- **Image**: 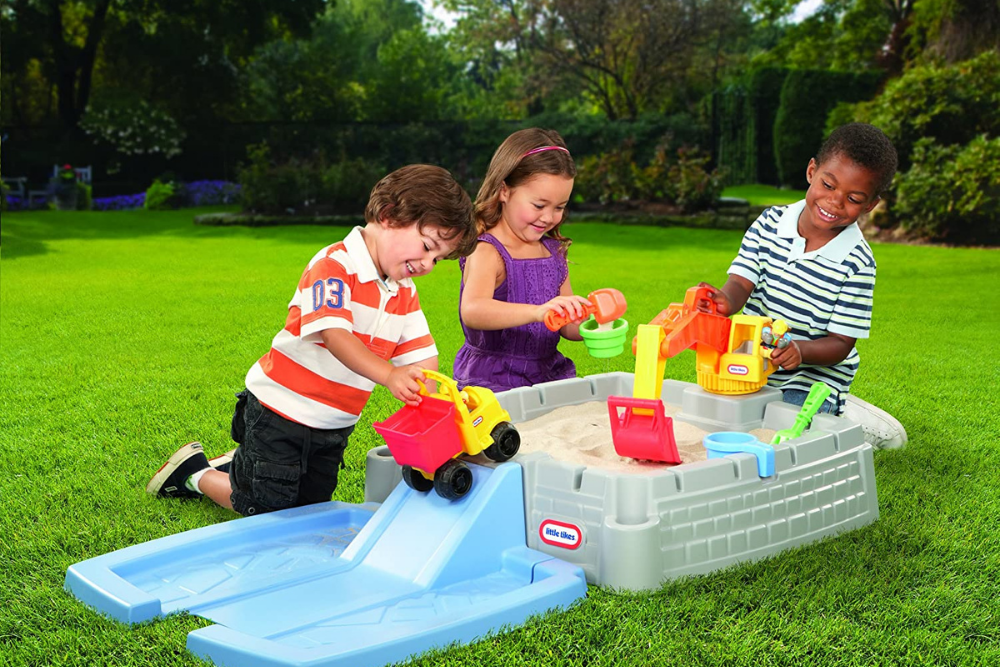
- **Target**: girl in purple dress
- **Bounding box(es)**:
[453,129,592,392]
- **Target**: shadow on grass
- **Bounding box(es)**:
[1,209,746,261]
[0,208,347,260]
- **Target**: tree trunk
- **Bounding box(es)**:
[76,0,112,117]
[48,0,112,128]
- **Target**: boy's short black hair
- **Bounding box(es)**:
[816,123,898,195]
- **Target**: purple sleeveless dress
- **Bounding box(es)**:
[453,234,576,392]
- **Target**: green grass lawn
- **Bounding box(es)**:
[721,184,807,206]
[2,209,999,666]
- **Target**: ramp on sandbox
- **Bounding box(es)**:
[65,463,586,667]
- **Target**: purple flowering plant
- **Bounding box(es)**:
[7,179,240,212]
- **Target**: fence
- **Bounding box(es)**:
[2,116,712,198]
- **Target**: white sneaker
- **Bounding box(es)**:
[842,395,908,449]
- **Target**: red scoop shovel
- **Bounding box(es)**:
[544,288,627,332]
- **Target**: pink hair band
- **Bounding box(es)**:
[521,145,570,158]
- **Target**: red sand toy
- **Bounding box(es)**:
[607,396,680,464]
[544,288,627,332]
[372,370,520,500]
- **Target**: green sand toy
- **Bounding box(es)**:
[771,382,832,445]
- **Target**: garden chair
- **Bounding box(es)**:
[2,176,27,199]
[30,165,93,207]
[51,164,92,184]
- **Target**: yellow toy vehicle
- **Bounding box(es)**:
[631,286,780,399]
[372,370,520,499]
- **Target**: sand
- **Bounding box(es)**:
[515,401,776,475]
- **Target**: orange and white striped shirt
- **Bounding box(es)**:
[245,227,437,429]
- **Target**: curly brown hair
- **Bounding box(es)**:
[365,164,477,259]
[475,128,577,253]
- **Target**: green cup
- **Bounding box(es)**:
[579,317,629,358]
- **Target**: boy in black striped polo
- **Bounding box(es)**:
[697,123,906,449]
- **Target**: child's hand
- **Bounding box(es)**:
[696,282,734,315]
[769,340,802,370]
[386,366,426,406]
[537,295,592,325]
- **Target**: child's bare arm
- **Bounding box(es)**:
[320,329,425,405]
[460,243,588,330]
[698,276,754,316]
[556,276,585,341]
[770,332,855,371]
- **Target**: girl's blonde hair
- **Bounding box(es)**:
[475,128,576,251]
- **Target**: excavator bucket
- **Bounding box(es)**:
[607,396,680,464]
[589,288,628,325]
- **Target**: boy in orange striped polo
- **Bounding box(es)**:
[147,165,477,515]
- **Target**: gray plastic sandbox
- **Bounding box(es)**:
[364,372,878,592]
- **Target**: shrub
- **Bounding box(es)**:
[144,180,177,210]
[237,143,325,214]
[574,141,724,212]
[322,158,384,211]
[668,147,726,213]
[893,135,1000,244]
[76,183,92,211]
[844,51,1000,170]
[573,143,643,205]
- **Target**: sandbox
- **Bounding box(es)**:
[365,372,879,592]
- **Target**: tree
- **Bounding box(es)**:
[878,0,916,75]
[750,0,892,72]
[363,28,462,122]
[910,0,1000,63]
[0,0,324,128]
[529,0,715,120]
[241,0,458,122]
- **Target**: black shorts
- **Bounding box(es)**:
[228,390,354,517]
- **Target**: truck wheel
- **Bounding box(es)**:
[401,465,434,493]
[485,422,520,462]
[434,459,473,500]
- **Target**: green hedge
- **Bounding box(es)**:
[713,85,755,186]
[712,68,790,187]
[773,69,883,189]
[749,68,790,186]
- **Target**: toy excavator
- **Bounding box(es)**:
[632,285,783,399]
[608,286,787,464]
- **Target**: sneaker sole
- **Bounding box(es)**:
[209,449,236,473]
[146,442,204,495]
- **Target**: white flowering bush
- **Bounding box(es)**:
[80,99,185,158]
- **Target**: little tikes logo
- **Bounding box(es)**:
[728,364,749,376]
[539,519,582,549]
[472,416,483,427]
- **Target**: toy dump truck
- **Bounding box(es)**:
[372,369,520,500]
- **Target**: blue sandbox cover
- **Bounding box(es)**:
[65,463,587,667]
